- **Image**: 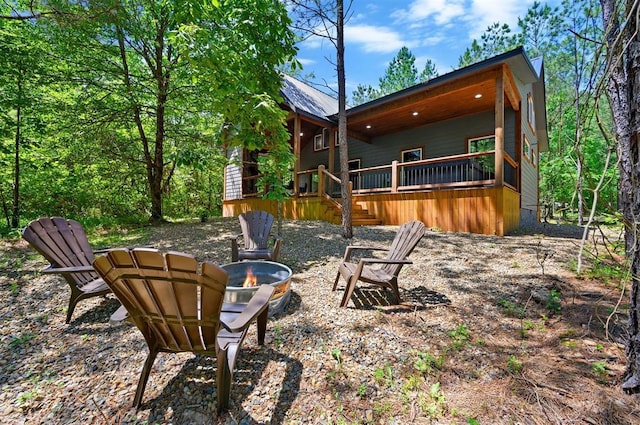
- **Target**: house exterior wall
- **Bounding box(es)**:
[325,110,516,171]
[519,85,541,226]
[224,147,243,200]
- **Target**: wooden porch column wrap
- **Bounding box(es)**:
[494,68,505,188]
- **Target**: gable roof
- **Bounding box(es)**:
[281,75,338,124]
[281,47,547,150]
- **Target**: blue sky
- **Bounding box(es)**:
[294,0,559,95]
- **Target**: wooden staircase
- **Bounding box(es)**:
[322,198,382,226]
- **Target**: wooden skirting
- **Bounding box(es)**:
[223,187,520,236]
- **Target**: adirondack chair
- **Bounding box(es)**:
[93,248,274,412]
[230,210,282,262]
[22,217,112,323]
[333,220,426,307]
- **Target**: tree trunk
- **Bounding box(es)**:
[600,0,640,393]
[336,0,352,239]
[12,79,21,229]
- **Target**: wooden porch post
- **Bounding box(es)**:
[494,67,506,236]
[391,160,398,193]
[294,115,301,195]
[318,164,325,195]
[495,70,504,188]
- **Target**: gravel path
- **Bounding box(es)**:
[1,218,637,424]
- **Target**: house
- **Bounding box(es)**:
[223,47,548,236]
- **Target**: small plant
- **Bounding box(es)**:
[273,323,283,347]
[535,240,554,275]
[592,361,608,380]
[467,418,480,425]
[414,350,444,375]
[498,297,524,318]
[331,348,343,373]
[8,332,35,349]
[419,381,446,418]
[507,355,523,374]
[546,289,561,312]
[520,320,535,338]
[9,281,19,296]
[374,364,394,388]
[357,383,367,398]
[448,324,470,349]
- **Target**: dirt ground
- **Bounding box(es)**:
[1,219,639,424]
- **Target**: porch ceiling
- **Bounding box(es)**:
[347,67,510,139]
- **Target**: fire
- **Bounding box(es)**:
[242,267,258,287]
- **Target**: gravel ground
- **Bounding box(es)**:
[1,218,638,424]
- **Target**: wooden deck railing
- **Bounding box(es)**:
[295,151,518,200]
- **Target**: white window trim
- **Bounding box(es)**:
[401,147,423,163]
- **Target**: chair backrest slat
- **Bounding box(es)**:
[382,221,426,276]
[239,210,274,251]
[93,249,228,353]
[22,217,97,286]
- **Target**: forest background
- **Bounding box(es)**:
[0,0,618,234]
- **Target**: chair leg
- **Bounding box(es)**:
[256,307,269,345]
[216,349,234,413]
[65,294,80,324]
[390,283,401,305]
[133,348,159,408]
[332,272,341,291]
[340,276,358,308]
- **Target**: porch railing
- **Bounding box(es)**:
[295,151,518,200]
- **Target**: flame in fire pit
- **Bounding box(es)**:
[243,267,257,287]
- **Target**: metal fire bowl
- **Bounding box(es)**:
[220,260,292,316]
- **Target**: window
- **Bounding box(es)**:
[468,135,495,153]
[401,147,423,162]
[313,134,324,151]
[527,93,536,131]
[523,136,531,159]
[334,130,340,146]
[532,150,537,167]
[314,128,331,151]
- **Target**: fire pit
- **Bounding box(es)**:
[220,260,292,316]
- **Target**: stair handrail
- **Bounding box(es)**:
[318,165,351,209]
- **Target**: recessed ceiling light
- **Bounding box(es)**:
[474,93,483,99]
[412,111,419,116]
[299,132,304,136]
[366,125,372,129]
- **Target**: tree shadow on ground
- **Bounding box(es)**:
[144,346,302,425]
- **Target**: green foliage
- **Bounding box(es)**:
[498,297,525,318]
[448,324,471,349]
[350,46,438,106]
[591,361,607,378]
[414,350,444,375]
[8,332,35,349]
[507,355,523,374]
[546,289,562,312]
[419,381,447,418]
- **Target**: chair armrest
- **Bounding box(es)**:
[342,245,389,261]
[359,258,413,265]
[270,234,283,261]
[221,284,275,333]
[42,265,95,274]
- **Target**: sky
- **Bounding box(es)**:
[294,0,559,96]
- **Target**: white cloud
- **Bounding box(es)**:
[345,24,408,53]
[466,0,533,39]
[391,0,466,25]
[297,58,316,66]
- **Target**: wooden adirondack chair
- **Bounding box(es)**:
[333,220,426,307]
[231,210,282,262]
[22,217,112,323]
[93,248,274,412]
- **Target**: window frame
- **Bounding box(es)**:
[523,136,531,160]
[400,147,423,163]
[467,135,496,153]
[527,93,536,133]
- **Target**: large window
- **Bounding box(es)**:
[468,135,495,153]
[401,147,423,162]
